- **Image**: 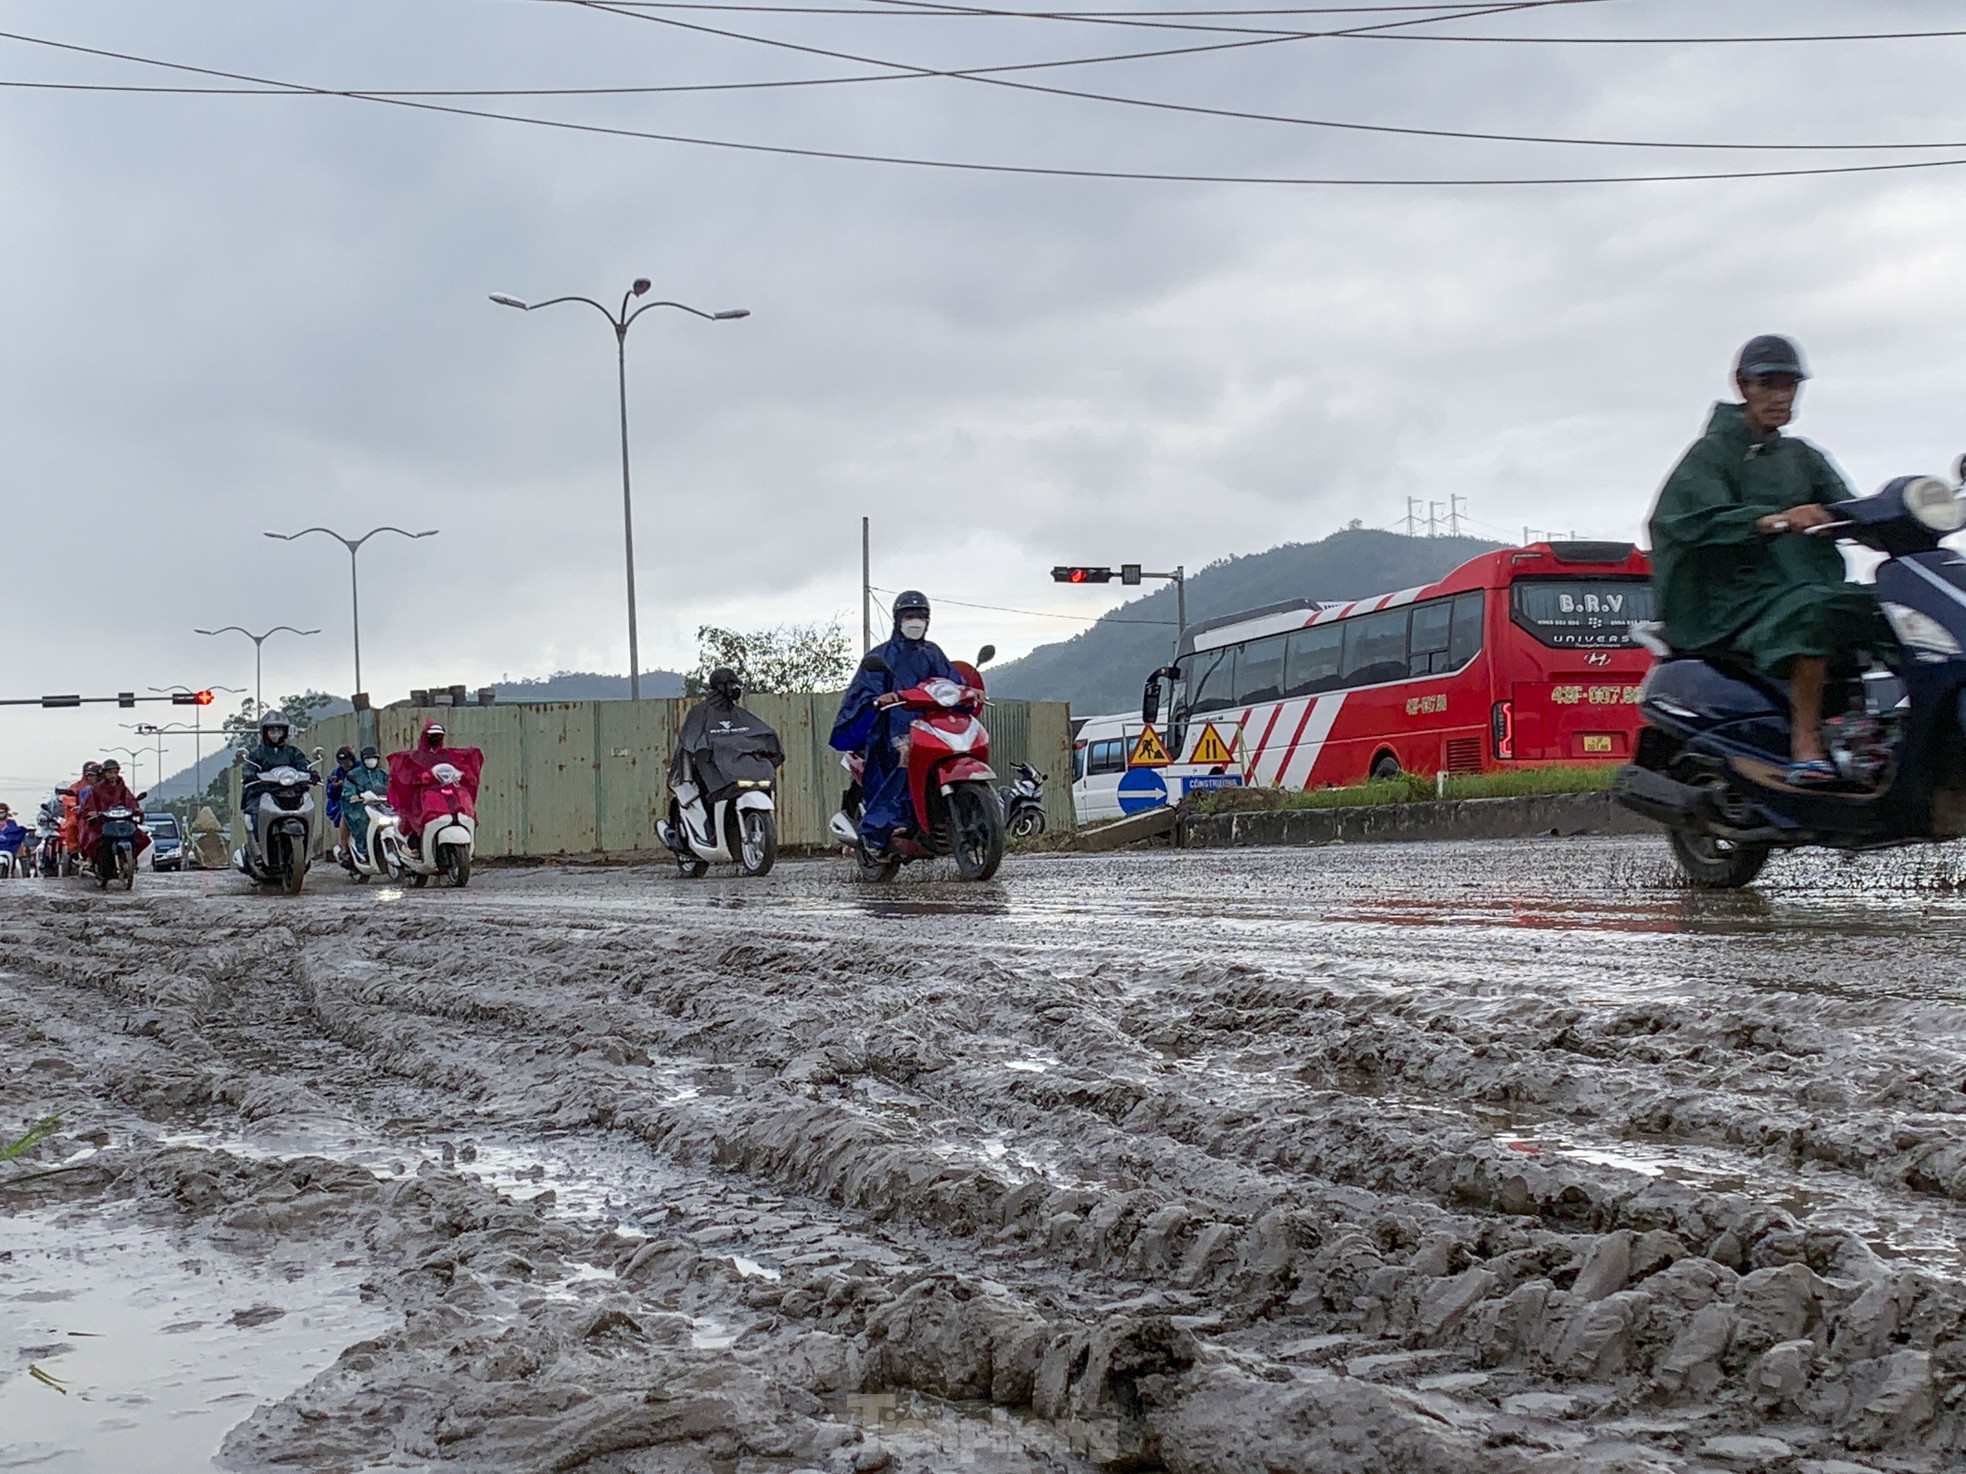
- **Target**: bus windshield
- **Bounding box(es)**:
[1510,577,1655,648]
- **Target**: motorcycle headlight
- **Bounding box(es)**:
[1903,475,1966,533]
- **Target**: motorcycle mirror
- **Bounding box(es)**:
[860,653,890,674]
[975,645,996,666]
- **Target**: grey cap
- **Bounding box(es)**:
[1735,334,1809,381]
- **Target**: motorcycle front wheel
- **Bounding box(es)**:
[278,837,306,896]
[1008,809,1044,839]
[737,811,777,878]
[115,846,134,891]
[441,845,471,889]
[946,783,1004,881]
[1666,827,1769,889]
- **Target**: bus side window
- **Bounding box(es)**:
[1236,635,1286,705]
[1187,647,1237,715]
[1449,591,1485,669]
[1285,623,1343,697]
[1341,608,1410,689]
[1408,598,1453,676]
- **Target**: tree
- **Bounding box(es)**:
[220,691,338,746]
[687,623,853,695]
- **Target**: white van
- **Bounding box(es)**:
[1069,712,1142,824]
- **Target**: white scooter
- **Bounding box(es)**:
[393,761,475,889]
[340,791,405,884]
[658,769,777,878]
[236,765,318,896]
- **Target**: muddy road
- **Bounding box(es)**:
[6,837,1966,1473]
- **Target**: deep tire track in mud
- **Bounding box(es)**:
[6,839,1966,1472]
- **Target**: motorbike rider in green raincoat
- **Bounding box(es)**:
[339,745,389,863]
[1647,335,1894,786]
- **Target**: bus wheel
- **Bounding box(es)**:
[1370,753,1401,781]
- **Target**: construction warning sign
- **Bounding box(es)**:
[1189,722,1236,767]
[1127,725,1171,767]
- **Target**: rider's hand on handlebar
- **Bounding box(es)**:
[875,692,905,708]
[1758,503,1838,536]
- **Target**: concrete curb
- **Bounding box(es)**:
[1176,791,1656,849]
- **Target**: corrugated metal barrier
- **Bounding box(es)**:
[293,694,1074,858]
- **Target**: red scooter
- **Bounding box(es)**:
[829,646,1004,882]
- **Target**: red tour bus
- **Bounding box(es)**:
[1139,540,1655,788]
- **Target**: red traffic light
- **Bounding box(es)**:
[172,690,216,706]
[1051,565,1115,584]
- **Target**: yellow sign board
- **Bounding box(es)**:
[1127,725,1172,767]
[1189,721,1236,767]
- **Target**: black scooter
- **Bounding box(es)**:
[1614,473,1966,887]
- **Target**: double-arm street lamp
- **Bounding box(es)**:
[263,525,438,703]
[491,280,749,701]
[194,625,318,718]
[103,746,147,790]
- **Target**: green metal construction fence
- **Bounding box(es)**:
[295,694,1074,859]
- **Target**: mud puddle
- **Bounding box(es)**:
[0,1202,392,1473]
[831,1390,1094,1471]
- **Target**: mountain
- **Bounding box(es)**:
[986,529,1502,716]
[486,669,687,703]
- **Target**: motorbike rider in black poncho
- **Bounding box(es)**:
[241,716,317,810]
[670,668,786,803]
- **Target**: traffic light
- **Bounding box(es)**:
[1051,566,1116,584]
[172,690,215,706]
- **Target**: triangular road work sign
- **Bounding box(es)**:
[1189,721,1236,767]
[1128,725,1171,767]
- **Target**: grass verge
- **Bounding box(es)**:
[1189,764,1615,815]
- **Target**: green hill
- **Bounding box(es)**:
[987,528,1501,715]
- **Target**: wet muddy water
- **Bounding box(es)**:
[5,835,1966,1471]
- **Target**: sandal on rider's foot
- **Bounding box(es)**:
[1785,758,1840,788]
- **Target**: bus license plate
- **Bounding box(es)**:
[1582,735,1613,754]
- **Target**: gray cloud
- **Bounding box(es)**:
[3,0,1965,801]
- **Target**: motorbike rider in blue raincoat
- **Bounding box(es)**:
[831,590,955,855]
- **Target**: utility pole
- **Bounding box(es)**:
[1449,495,1466,537]
[861,516,872,654]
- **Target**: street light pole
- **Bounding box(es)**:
[148,686,242,804]
[194,626,319,718]
[262,526,438,700]
[492,282,749,702]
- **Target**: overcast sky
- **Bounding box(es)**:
[3,0,1965,804]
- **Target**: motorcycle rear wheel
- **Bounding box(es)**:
[947,783,1004,882]
[1008,809,1044,839]
[1666,827,1769,889]
[737,811,777,878]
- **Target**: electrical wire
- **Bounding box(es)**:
[11,29,1966,186]
[872,584,1179,624]
[546,0,1966,154]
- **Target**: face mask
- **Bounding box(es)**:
[900,618,928,641]
[364,757,379,770]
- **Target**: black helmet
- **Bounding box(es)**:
[259,717,289,742]
[336,745,357,766]
[101,758,121,774]
[359,745,380,762]
[83,761,103,778]
[1735,334,1809,382]
[708,667,742,701]
[892,590,931,620]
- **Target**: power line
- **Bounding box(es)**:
[872,584,1178,625]
[13,29,1966,187]
[543,1,1966,154]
